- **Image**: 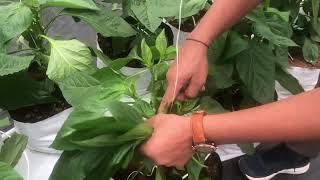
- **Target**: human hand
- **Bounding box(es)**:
[140,114,194,167]
[159,39,208,112]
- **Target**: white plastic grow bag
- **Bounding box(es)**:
[276,66,320,100]
[13,108,73,154]
[12,108,72,180]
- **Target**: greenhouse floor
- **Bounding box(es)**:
[222,155,320,180]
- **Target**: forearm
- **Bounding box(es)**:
[204,88,320,144]
[190,0,261,44]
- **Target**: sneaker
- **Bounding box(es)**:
[238,144,310,180]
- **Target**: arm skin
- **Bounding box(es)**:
[158,0,261,112]
[141,89,320,167]
[205,88,320,144]
[189,0,261,44]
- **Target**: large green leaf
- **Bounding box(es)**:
[107,101,143,123]
[302,38,319,65]
[130,0,162,32]
[156,30,168,60]
[0,133,28,167]
[253,22,297,47]
[49,150,111,180]
[236,41,275,103]
[219,31,249,63]
[312,0,319,23]
[0,3,33,46]
[199,96,228,114]
[148,0,207,19]
[208,61,235,89]
[42,36,94,81]
[276,66,304,95]
[70,123,152,148]
[45,0,98,10]
[58,72,101,108]
[0,117,10,128]
[51,109,107,150]
[61,8,136,37]
[0,54,34,76]
[186,154,206,180]
[58,68,134,109]
[141,39,153,67]
[247,7,297,47]
[0,161,22,180]
[0,71,57,110]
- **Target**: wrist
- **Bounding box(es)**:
[188,30,213,45]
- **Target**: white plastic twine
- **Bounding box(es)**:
[171,0,184,109]
[0,130,30,180]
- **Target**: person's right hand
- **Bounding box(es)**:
[159,39,208,112]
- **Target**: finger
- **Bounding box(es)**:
[201,85,206,92]
[176,93,187,101]
[158,82,183,113]
[184,76,204,98]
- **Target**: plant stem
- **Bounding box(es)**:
[8,48,37,55]
[44,10,63,34]
[150,66,157,110]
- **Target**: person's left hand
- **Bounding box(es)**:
[140,114,194,167]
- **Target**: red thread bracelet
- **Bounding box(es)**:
[186,38,210,48]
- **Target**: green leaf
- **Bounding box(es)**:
[302,38,319,65]
[148,0,207,19]
[0,71,57,110]
[236,41,275,103]
[71,123,152,147]
[208,61,235,89]
[0,3,33,46]
[88,45,111,66]
[58,68,132,110]
[0,133,28,167]
[237,143,255,155]
[141,39,153,67]
[312,0,319,23]
[156,166,166,180]
[247,7,296,47]
[219,31,249,62]
[0,161,23,180]
[253,22,297,47]
[133,99,155,118]
[187,154,206,180]
[200,96,228,114]
[61,8,136,37]
[107,101,143,123]
[276,66,304,95]
[0,117,10,128]
[164,46,176,61]
[23,0,41,7]
[45,0,98,10]
[156,30,168,60]
[265,7,290,22]
[274,47,289,68]
[0,54,34,76]
[58,72,101,108]
[51,109,107,150]
[49,150,111,180]
[130,0,162,32]
[207,32,228,64]
[42,36,94,81]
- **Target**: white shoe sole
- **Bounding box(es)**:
[244,163,310,180]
